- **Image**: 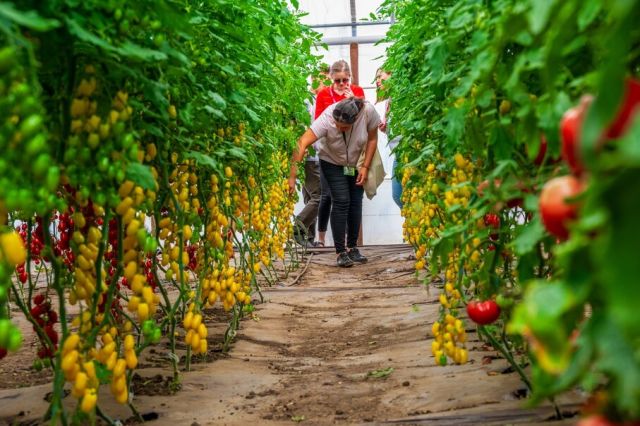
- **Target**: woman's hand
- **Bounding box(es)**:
[343,86,354,98]
[356,166,368,186]
[288,174,297,194]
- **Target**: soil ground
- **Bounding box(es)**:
[0,245,583,425]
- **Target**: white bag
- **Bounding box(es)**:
[357,146,386,200]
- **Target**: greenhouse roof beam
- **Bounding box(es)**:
[320,35,386,46]
[309,20,391,29]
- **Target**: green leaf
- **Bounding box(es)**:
[242,105,260,122]
[510,217,545,256]
[203,105,225,120]
[94,361,112,384]
[125,163,156,190]
[527,0,557,34]
[593,168,640,340]
[577,0,601,30]
[618,116,640,164]
[593,314,640,416]
[489,126,514,161]
[0,3,60,31]
[227,147,248,161]
[208,91,227,109]
[66,18,167,62]
[119,41,167,61]
[367,367,394,379]
[184,151,218,170]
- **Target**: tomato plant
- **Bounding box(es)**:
[380,0,640,421]
[0,0,319,422]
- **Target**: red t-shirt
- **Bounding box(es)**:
[314,85,365,119]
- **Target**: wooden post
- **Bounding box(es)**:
[350,42,359,86]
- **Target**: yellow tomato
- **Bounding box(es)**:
[80,389,97,413]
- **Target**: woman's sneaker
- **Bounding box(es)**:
[337,251,354,267]
[347,248,368,263]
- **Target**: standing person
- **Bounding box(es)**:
[293,65,329,246]
[288,98,381,267]
[314,60,365,247]
[375,68,403,209]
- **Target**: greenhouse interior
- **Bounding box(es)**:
[0,1,638,425]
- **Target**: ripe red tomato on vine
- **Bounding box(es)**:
[466,300,501,325]
[539,175,584,240]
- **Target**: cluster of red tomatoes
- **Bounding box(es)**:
[30,294,58,359]
[540,78,640,240]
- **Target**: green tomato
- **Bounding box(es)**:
[116,167,125,183]
[151,328,162,343]
[33,359,43,371]
[121,133,134,150]
[136,228,147,247]
[144,237,158,254]
[128,144,139,162]
[98,156,109,172]
[8,329,22,352]
[112,122,125,137]
[0,319,11,347]
[46,167,60,192]
[438,354,447,366]
[95,192,107,207]
[19,114,44,140]
[142,320,154,337]
[496,294,514,309]
[11,83,30,100]
[0,46,16,73]
[33,153,51,177]
[64,147,77,163]
[19,96,40,116]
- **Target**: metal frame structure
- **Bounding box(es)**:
[308,1,392,85]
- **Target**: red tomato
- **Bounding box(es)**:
[539,175,584,240]
[466,300,501,325]
[561,95,593,176]
[605,78,640,139]
[484,213,500,228]
[44,325,58,345]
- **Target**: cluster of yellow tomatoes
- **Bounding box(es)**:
[401,153,479,365]
[431,313,468,365]
[118,181,160,323]
[183,304,208,355]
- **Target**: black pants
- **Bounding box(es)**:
[320,160,364,254]
[317,167,331,232]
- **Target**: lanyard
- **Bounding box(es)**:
[341,130,352,165]
[330,87,338,104]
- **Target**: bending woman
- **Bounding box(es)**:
[288,98,380,267]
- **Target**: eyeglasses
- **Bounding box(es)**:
[333,78,350,84]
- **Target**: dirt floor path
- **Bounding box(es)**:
[0,245,582,425]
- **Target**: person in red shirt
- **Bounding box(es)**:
[314,60,365,247]
[314,60,365,119]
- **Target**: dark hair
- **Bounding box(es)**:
[332,97,364,124]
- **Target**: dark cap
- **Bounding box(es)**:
[332,97,364,124]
